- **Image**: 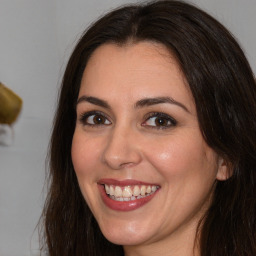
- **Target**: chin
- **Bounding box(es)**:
[97,218,155,246]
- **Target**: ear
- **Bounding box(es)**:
[216,157,232,181]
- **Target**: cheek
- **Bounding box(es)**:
[71,131,101,179]
[71,132,103,208]
[146,134,218,221]
[145,133,217,180]
[71,136,86,175]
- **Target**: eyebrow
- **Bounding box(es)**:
[76,95,189,113]
[77,96,111,109]
[135,97,189,113]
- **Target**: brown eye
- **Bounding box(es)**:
[80,112,111,126]
[92,114,106,124]
[146,116,171,127]
[154,117,170,126]
[87,114,111,125]
[143,112,177,129]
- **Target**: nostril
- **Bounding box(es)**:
[102,144,142,170]
[120,162,137,168]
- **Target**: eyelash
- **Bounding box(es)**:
[79,111,177,129]
[79,111,111,127]
[143,112,177,129]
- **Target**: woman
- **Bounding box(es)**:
[40,1,256,255]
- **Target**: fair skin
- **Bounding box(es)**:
[71,42,228,256]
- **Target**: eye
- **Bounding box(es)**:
[79,111,111,126]
[143,112,177,129]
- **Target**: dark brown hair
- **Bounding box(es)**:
[40,1,256,255]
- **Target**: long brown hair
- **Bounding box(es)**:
[40,1,256,255]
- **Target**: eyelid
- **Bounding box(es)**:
[142,112,177,129]
[79,110,111,126]
[78,110,177,130]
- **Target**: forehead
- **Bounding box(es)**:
[79,42,195,113]
[83,41,181,80]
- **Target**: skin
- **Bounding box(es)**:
[71,42,228,256]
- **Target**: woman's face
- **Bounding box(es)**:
[72,42,227,253]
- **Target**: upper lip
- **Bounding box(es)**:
[98,178,159,187]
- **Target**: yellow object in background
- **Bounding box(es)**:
[0,82,22,125]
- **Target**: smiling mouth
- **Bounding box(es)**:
[104,184,160,201]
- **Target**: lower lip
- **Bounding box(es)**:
[98,185,159,211]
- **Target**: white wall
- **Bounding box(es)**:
[55,0,256,74]
[0,1,255,255]
[0,1,59,256]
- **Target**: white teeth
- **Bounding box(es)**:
[133,185,140,196]
[146,186,151,194]
[104,184,159,200]
[141,185,146,196]
[122,186,132,198]
[105,184,110,194]
[114,186,122,197]
[109,185,115,196]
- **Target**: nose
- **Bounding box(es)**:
[102,126,142,170]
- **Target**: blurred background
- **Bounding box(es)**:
[0,0,255,255]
